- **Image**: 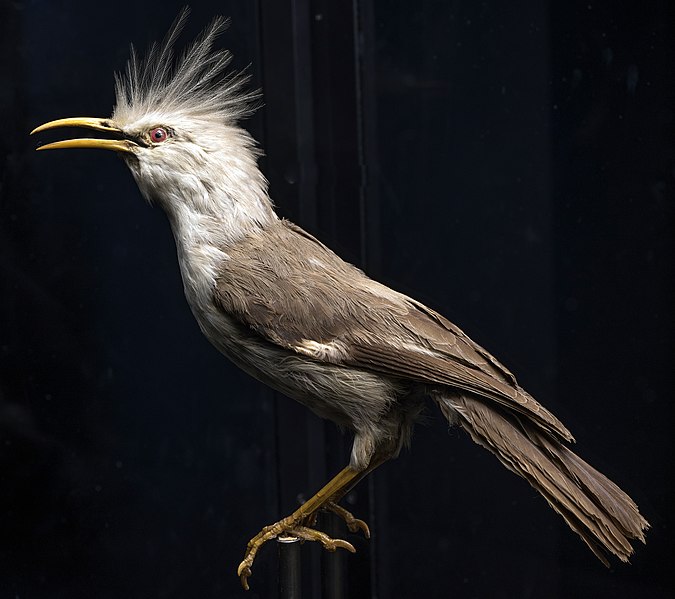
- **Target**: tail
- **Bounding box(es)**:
[435,393,649,564]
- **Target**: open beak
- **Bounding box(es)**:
[31,117,137,154]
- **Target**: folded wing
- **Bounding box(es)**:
[214,220,573,441]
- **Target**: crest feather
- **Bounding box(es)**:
[113,8,259,124]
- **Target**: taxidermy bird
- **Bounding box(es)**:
[32,10,648,590]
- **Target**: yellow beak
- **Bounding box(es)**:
[31,117,137,153]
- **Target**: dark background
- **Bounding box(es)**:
[1,1,672,597]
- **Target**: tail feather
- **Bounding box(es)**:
[436,393,649,564]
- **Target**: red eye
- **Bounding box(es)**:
[149,127,168,143]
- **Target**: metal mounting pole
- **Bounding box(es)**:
[278,536,302,599]
[320,513,346,599]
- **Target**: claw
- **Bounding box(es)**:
[238,518,290,590]
[237,563,252,591]
[291,525,356,553]
[324,502,371,538]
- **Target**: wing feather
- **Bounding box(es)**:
[214,220,573,441]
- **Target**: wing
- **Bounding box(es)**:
[214,220,573,441]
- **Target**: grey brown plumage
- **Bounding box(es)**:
[212,218,648,563]
[215,220,571,438]
[32,10,649,587]
[440,395,647,564]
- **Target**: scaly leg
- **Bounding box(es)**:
[307,453,390,538]
[237,466,362,590]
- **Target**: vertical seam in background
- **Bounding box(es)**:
[352,2,379,598]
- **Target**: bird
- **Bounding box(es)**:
[31,10,648,590]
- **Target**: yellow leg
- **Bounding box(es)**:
[237,466,362,590]
[303,453,391,544]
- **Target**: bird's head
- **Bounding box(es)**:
[31,9,272,240]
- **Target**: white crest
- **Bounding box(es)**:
[112,8,259,125]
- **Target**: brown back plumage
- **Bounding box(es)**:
[216,220,573,440]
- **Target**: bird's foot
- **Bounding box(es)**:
[237,516,355,591]
[306,501,371,538]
